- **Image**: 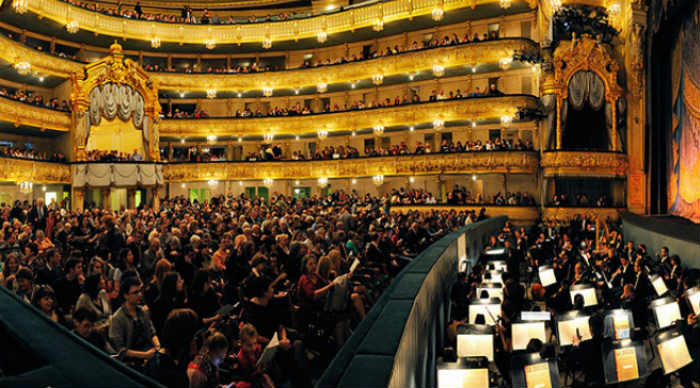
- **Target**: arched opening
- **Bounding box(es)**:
[562,71,610,150]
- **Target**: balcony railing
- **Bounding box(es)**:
[541,150,628,178]
[162,150,539,180]
[0,158,71,184]
[0,95,71,132]
[160,94,539,137]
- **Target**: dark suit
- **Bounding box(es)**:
[28,204,48,231]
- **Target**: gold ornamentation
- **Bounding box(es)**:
[162,151,539,181]
[542,207,622,222]
[0,96,70,131]
[391,205,539,224]
[628,23,645,97]
[541,151,629,177]
[0,33,83,77]
[19,0,513,45]
[159,95,538,137]
[0,158,71,184]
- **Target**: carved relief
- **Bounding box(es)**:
[541,151,629,177]
[0,97,70,132]
[0,159,71,184]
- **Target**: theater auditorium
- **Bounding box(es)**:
[0,0,697,386]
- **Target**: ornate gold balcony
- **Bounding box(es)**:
[542,207,624,221]
[163,151,538,181]
[390,205,539,224]
[23,0,534,45]
[0,97,71,132]
[0,158,71,184]
[160,95,539,137]
[152,39,538,92]
[541,151,629,178]
[0,34,83,78]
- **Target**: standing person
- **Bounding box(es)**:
[109,277,161,365]
[134,1,143,18]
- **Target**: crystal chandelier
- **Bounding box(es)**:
[18,181,33,194]
[317,177,328,187]
[317,30,328,43]
[12,0,28,14]
[263,133,274,142]
[206,89,216,99]
[550,0,562,12]
[204,39,216,50]
[372,74,384,85]
[431,7,444,21]
[207,180,218,186]
[150,36,161,48]
[317,129,328,140]
[66,20,79,33]
[501,116,513,127]
[373,18,384,32]
[372,175,384,185]
[607,1,621,17]
[433,119,445,130]
[14,61,30,75]
[263,178,273,186]
[262,87,273,97]
[432,64,445,77]
[262,37,272,49]
[373,125,384,135]
[499,57,513,70]
[317,83,327,93]
[206,134,217,142]
[499,0,511,9]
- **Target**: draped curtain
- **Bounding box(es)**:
[72,164,163,187]
[566,70,617,149]
[87,83,146,131]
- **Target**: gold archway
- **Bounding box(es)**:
[552,35,624,150]
[70,42,161,161]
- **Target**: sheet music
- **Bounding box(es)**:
[349,258,360,273]
[476,287,503,300]
[687,292,700,315]
[469,304,501,326]
[613,347,639,382]
[654,302,681,328]
[612,315,631,339]
[538,268,557,287]
[524,362,552,388]
[652,276,668,296]
[438,368,489,388]
[570,288,597,307]
[457,334,494,361]
[557,316,592,346]
[512,322,547,351]
[657,335,693,374]
[256,332,279,367]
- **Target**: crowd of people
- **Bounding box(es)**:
[85,149,145,162]
[166,85,507,120]
[0,88,71,112]
[446,215,699,387]
[0,191,480,387]
[551,193,612,207]
[0,147,67,162]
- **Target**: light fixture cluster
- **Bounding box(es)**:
[317,177,329,186]
[263,178,274,186]
[205,39,216,50]
[499,57,513,70]
[373,125,385,135]
[12,0,28,14]
[372,175,384,185]
[317,30,328,43]
[431,7,444,21]
[499,0,512,9]
[317,83,327,93]
[206,89,217,99]
[433,119,445,130]
[150,36,161,48]
[18,181,33,194]
[262,87,273,97]
[14,61,31,75]
[500,116,513,127]
[262,37,272,49]
[66,20,79,33]
[372,74,384,85]
[432,64,445,77]
[317,129,328,140]
[263,133,274,142]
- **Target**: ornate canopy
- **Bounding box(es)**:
[70,42,161,161]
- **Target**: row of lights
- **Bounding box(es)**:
[194,174,414,189]
[187,116,511,144]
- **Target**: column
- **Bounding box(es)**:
[152,186,161,210]
[71,187,84,212]
[101,188,111,210]
[127,188,136,209]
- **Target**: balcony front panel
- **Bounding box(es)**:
[0,158,71,184]
[24,0,534,45]
[542,207,624,221]
[0,34,83,78]
[160,95,539,137]
[163,151,538,181]
[0,97,71,132]
[153,39,538,92]
[541,151,629,178]
[390,204,539,224]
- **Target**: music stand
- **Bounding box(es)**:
[602,309,635,340]
[684,286,700,315]
[477,282,503,301]
[485,248,506,256]
[456,324,494,361]
[601,339,648,384]
[458,234,468,273]
[555,310,592,347]
[437,358,491,388]
[487,260,508,272]
[649,297,682,329]
[651,327,693,375]
[520,311,551,322]
[538,265,557,288]
[468,298,502,326]
[509,352,561,388]
[649,274,668,297]
[511,320,548,351]
[483,270,503,284]
[569,284,598,307]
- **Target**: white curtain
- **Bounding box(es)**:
[72,163,163,187]
[87,83,146,129]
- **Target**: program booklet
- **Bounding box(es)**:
[524,362,552,388]
[613,347,639,382]
[612,315,631,339]
[256,332,279,368]
[438,368,489,388]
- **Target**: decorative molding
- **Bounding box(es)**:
[160,95,539,137]
[0,34,83,78]
[163,151,539,181]
[390,205,539,224]
[541,151,629,177]
[22,0,533,45]
[152,39,539,91]
[541,206,623,221]
[0,159,71,184]
[0,97,71,132]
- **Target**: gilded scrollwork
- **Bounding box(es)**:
[0,34,83,77]
[390,205,539,224]
[159,95,539,137]
[0,159,71,184]
[542,207,623,222]
[0,97,71,132]
[541,151,629,177]
[162,151,539,181]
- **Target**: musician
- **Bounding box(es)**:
[658,247,672,275]
[664,255,684,294]
[610,256,635,288]
[571,262,593,286]
[631,258,651,300]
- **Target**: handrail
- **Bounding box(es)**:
[316,216,506,388]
